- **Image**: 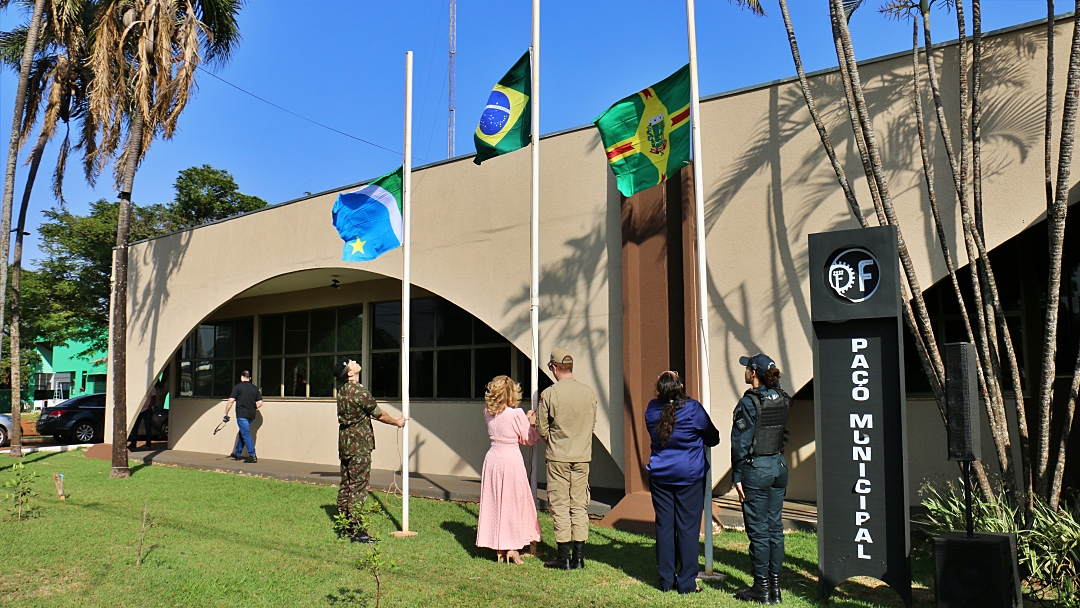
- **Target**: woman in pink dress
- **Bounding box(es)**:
[476,375,541,564]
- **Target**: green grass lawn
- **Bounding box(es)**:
[0,451,937,607]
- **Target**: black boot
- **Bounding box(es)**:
[544,542,572,570]
[571,541,585,569]
[734,576,773,603]
[769,572,782,603]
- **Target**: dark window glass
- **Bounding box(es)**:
[284,313,309,355]
[412,298,436,347]
[235,318,254,357]
[310,309,336,353]
[178,317,256,398]
[236,359,252,384]
[338,306,364,352]
[310,355,336,398]
[437,350,471,398]
[196,326,215,358]
[214,359,234,397]
[373,302,401,350]
[261,315,284,356]
[215,323,234,358]
[411,350,434,398]
[284,357,308,397]
[179,361,193,397]
[437,300,472,346]
[474,347,512,398]
[474,319,505,345]
[194,361,213,397]
[181,334,196,359]
[371,352,399,398]
[261,358,282,397]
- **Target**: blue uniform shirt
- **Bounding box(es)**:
[645,398,721,485]
[730,387,781,484]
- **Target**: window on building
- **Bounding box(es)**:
[178,317,254,397]
[258,306,363,398]
[369,297,513,400]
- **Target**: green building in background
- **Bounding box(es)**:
[34,339,107,401]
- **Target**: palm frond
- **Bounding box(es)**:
[730,0,766,16]
[52,123,70,204]
[879,1,920,21]
[844,0,865,20]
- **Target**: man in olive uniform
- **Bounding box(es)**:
[333,358,406,542]
[731,353,791,604]
[535,348,597,570]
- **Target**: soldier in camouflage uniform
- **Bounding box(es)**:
[333,358,406,542]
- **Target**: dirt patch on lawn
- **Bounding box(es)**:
[0,568,86,603]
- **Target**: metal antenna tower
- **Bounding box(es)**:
[447,0,456,157]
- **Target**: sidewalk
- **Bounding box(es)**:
[82,445,819,531]
[83,445,623,516]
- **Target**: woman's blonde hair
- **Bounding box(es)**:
[485,375,522,417]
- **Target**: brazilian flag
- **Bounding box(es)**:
[473,51,531,165]
[594,65,691,197]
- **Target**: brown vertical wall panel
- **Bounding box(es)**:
[601,165,703,532]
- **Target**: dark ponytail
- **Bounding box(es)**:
[760,367,782,388]
[656,372,685,447]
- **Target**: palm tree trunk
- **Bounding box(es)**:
[1051,343,1079,510]
[910,21,998,501]
[830,0,946,398]
[1037,1,1080,498]
[1046,1,1056,216]
[833,25,886,226]
[778,0,867,228]
[0,0,48,384]
[8,127,49,459]
[109,110,142,479]
[972,0,986,239]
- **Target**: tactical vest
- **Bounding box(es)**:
[749,387,791,456]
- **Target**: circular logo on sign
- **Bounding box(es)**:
[826,247,880,303]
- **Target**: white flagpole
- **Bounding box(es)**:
[396,50,418,538]
[686,0,717,578]
[529,0,541,511]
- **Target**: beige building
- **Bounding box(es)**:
[109,15,1080,510]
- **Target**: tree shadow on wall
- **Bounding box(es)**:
[702,26,1044,401]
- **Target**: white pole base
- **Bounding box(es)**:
[392,530,418,538]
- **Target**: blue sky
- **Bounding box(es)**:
[0,0,1054,266]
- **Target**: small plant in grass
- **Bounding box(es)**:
[4,462,39,520]
[354,501,395,608]
[136,497,158,566]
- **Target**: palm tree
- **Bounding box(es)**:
[0,0,96,458]
[1038,0,1080,499]
[0,0,48,456]
[87,0,241,478]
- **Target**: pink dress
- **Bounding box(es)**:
[476,407,542,551]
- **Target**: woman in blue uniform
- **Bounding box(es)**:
[731,353,791,604]
[645,371,720,594]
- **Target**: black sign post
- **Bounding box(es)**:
[809,226,911,606]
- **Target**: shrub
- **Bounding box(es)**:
[4,462,39,521]
[918,479,1080,606]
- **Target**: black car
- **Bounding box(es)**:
[36,394,168,444]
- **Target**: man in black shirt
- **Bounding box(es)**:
[224,370,263,463]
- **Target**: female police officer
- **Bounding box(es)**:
[731,353,791,604]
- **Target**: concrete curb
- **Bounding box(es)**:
[0,443,92,455]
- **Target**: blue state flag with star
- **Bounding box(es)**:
[473,51,531,165]
[332,166,404,262]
